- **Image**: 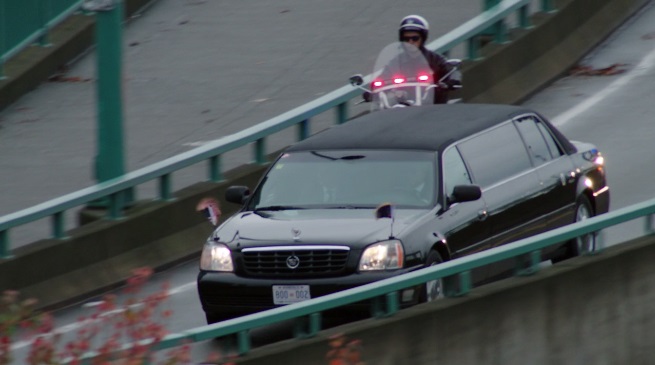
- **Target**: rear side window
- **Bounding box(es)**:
[514,117,553,166]
[458,123,532,188]
[535,120,564,157]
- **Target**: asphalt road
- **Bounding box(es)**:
[522,1,655,246]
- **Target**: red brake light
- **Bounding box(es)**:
[372,80,384,88]
[418,74,430,81]
[393,77,405,84]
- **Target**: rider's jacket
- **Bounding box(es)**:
[420,47,461,104]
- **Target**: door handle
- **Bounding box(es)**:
[478,210,488,221]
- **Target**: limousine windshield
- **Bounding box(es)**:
[248,150,437,210]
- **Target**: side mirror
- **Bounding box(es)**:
[448,185,481,204]
[349,74,364,86]
[225,185,250,205]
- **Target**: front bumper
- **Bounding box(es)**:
[197,267,420,317]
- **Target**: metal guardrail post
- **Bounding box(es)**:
[467,37,481,60]
[0,230,9,259]
[52,212,66,239]
[482,0,505,47]
[159,174,173,201]
[494,20,508,44]
[371,291,399,318]
[515,250,541,276]
[518,5,532,28]
[592,231,604,254]
[108,191,124,219]
[237,330,251,355]
[336,102,348,124]
[209,155,223,182]
[298,119,310,141]
[645,214,655,234]
[254,138,266,164]
[293,312,322,339]
[445,270,471,297]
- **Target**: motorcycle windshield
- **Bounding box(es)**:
[370,42,434,111]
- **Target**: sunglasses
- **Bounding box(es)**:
[402,35,421,42]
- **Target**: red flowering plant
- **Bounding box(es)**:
[326,334,365,365]
[0,267,198,365]
[1,290,52,365]
[2,267,364,364]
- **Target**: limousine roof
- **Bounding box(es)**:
[286,103,576,154]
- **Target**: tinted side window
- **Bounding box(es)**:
[442,147,472,197]
[514,117,553,166]
[535,120,564,157]
[458,123,532,188]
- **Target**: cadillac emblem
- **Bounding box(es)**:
[292,228,301,241]
[286,255,300,269]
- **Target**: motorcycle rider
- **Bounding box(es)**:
[398,15,461,103]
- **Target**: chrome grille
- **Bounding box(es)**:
[241,246,350,276]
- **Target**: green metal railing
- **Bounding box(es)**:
[0,0,84,78]
[72,198,655,363]
[0,0,548,258]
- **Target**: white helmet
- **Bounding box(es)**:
[399,15,430,43]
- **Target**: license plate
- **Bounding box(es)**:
[272,285,311,305]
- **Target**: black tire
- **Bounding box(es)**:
[554,195,595,262]
[418,250,445,303]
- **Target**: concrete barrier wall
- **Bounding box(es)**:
[231,235,655,365]
[0,0,650,310]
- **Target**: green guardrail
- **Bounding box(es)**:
[0,0,85,78]
[0,0,547,259]
[72,197,655,363]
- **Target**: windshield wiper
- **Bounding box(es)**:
[322,205,375,209]
[254,205,306,211]
[310,151,366,161]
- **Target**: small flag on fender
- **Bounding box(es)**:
[375,202,394,219]
[196,197,222,226]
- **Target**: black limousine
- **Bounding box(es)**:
[197,103,609,323]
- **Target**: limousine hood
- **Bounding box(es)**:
[212,209,427,249]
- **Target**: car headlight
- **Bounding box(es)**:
[200,241,234,272]
[358,240,404,271]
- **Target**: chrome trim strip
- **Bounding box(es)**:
[594,186,609,197]
[242,245,351,252]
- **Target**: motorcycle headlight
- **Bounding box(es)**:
[358,240,404,271]
[200,240,234,272]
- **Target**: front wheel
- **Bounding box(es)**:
[418,250,445,302]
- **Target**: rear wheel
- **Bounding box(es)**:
[573,196,595,255]
[419,250,445,302]
[554,195,595,262]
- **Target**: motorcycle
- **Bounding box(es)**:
[349,42,462,110]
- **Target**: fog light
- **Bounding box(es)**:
[402,289,415,302]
